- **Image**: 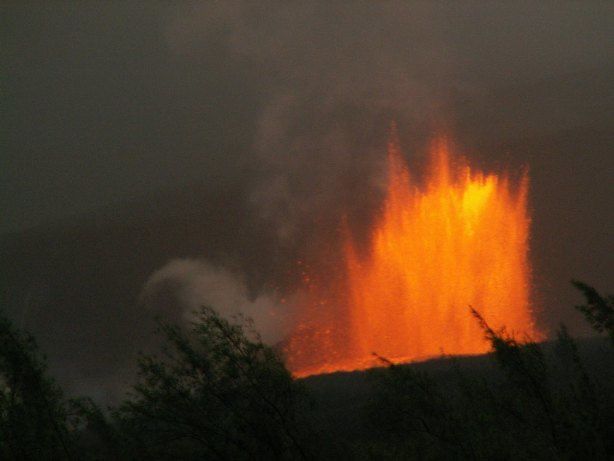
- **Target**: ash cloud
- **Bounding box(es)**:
[160,0,614,258]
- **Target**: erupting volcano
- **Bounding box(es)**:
[285,134,540,377]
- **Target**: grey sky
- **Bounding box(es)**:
[3,1,612,233]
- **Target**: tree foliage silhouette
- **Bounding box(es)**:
[572,280,614,345]
[1,280,612,460]
[98,306,313,460]
[0,309,73,459]
[367,282,614,459]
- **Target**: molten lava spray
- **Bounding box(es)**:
[285,136,539,377]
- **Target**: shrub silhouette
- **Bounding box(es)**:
[572,280,614,345]
[2,280,612,459]
[80,306,314,460]
[0,309,74,459]
[366,281,613,460]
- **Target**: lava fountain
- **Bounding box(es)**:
[285,135,540,377]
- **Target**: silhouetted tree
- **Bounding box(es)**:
[572,280,614,345]
[0,308,74,459]
[366,285,614,460]
[105,306,313,460]
[2,280,612,460]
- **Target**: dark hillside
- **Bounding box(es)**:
[302,337,614,446]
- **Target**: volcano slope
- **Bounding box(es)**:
[301,334,614,459]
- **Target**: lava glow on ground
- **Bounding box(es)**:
[284,135,540,377]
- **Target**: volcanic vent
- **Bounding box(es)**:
[284,135,540,377]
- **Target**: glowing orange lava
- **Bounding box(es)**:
[285,135,539,377]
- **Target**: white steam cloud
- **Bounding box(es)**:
[140,259,290,344]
